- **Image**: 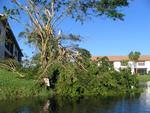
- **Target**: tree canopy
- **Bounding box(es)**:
[2,0,131,78]
[128,51,141,62]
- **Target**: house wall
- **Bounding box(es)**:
[0,21,6,59]
[113,61,121,71]
[128,61,135,74]
[144,61,150,73]
[113,61,150,74]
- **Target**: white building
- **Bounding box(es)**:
[92,56,150,75]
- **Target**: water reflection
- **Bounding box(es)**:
[139,82,150,113]
[0,87,150,113]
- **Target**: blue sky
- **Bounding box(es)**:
[1,0,150,58]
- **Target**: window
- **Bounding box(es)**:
[4,51,13,59]
[5,32,14,54]
[138,62,145,66]
[0,25,2,36]
[15,49,18,57]
[137,68,147,75]
[0,27,1,35]
[0,22,4,37]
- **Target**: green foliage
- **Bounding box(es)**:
[128,51,141,61]
[78,48,91,66]
[5,0,130,22]
[0,59,25,77]
[96,0,129,20]
[78,48,91,61]
[0,69,51,100]
[137,74,150,82]
[0,59,41,79]
[97,57,114,72]
[0,55,139,99]
[113,68,138,89]
[19,65,41,79]
[121,60,129,66]
[53,58,139,97]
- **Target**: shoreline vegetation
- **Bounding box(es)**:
[0,57,141,101]
[137,75,150,82]
[0,69,51,100]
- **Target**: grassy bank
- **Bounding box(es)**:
[0,67,140,100]
[0,69,51,100]
[136,75,150,82]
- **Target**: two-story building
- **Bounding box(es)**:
[0,14,23,62]
[92,56,150,75]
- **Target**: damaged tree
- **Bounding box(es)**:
[3,0,130,79]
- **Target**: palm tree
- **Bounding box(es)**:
[128,51,141,74]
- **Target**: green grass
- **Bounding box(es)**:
[0,69,51,100]
[136,74,150,82]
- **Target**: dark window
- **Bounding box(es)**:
[137,68,147,75]
[4,51,13,59]
[15,49,18,57]
[18,52,22,62]
[0,27,1,35]
[5,32,14,54]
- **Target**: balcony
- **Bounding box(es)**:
[137,62,145,66]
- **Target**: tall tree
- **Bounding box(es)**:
[128,51,141,74]
[3,0,130,78]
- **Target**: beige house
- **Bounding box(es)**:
[0,14,23,62]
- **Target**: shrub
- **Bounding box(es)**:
[54,60,139,97]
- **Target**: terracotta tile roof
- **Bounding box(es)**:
[91,55,150,61]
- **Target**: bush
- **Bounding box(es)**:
[54,60,139,97]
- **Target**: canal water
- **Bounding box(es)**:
[0,84,150,113]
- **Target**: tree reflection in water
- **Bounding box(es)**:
[0,92,147,113]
